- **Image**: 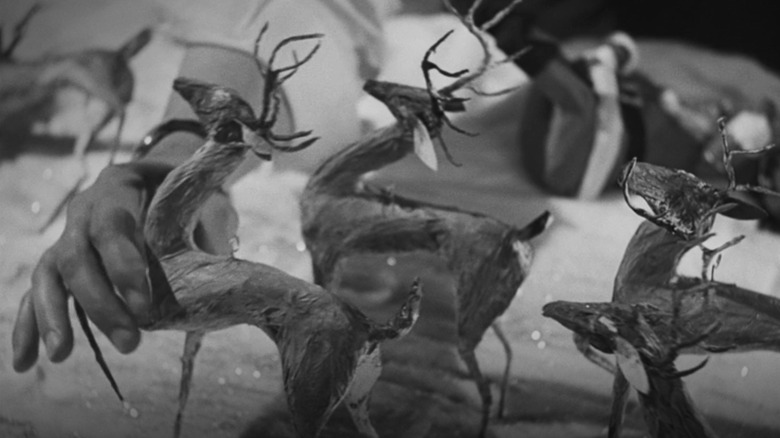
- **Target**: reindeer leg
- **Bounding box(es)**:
[37,124,94,232]
[607,369,630,438]
[311,260,325,287]
[173,330,205,438]
[109,110,125,165]
[458,342,491,438]
[344,344,382,438]
[491,321,512,419]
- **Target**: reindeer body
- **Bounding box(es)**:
[639,362,716,438]
[0,59,59,127]
[146,251,375,438]
[614,218,780,353]
[301,76,548,437]
[143,130,403,438]
[136,63,421,437]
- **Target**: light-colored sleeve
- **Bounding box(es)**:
[154,0,399,171]
[154,0,395,80]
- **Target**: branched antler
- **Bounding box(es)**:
[421,30,473,140]
[251,23,323,152]
[0,3,42,60]
[410,0,526,165]
[699,235,744,281]
[438,0,524,96]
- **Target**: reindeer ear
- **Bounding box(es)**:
[173,77,209,101]
[413,117,438,171]
[615,336,650,395]
[236,120,273,160]
[721,191,767,220]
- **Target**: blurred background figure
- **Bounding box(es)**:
[449,0,780,228]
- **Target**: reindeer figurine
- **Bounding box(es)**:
[546,122,780,436]
[0,3,152,230]
[555,218,780,437]
[543,300,722,438]
[73,28,422,438]
[300,1,550,436]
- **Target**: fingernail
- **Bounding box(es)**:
[44,332,62,359]
[110,328,139,354]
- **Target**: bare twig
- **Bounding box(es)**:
[74,300,124,402]
[1,3,42,59]
[438,0,525,96]
[251,23,323,151]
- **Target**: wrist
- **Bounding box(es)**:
[136,116,206,166]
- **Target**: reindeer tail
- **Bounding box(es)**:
[515,210,553,241]
[119,27,153,60]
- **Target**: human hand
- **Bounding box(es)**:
[12,161,172,372]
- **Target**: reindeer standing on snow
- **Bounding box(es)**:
[299,1,552,436]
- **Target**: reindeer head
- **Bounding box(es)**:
[173,24,322,159]
[544,301,654,395]
[619,117,779,239]
[364,0,525,170]
[543,301,633,354]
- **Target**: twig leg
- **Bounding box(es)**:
[458,343,491,438]
[607,369,630,438]
[344,345,382,438]
[173,330,205,438]
[698,235,744,281]
[108,110,125,165]
[311,261,324,287]
[491,321,512,419]
[38,125,93,232]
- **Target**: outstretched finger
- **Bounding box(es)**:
[89,207,151,322]
[12,292,40,372]
[57,244,140,354]
[30,254,74,363]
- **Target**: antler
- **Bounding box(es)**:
[251,23,323,152]
[413,0,525,165]
[437,0,525,97]
[1,3,42,59]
